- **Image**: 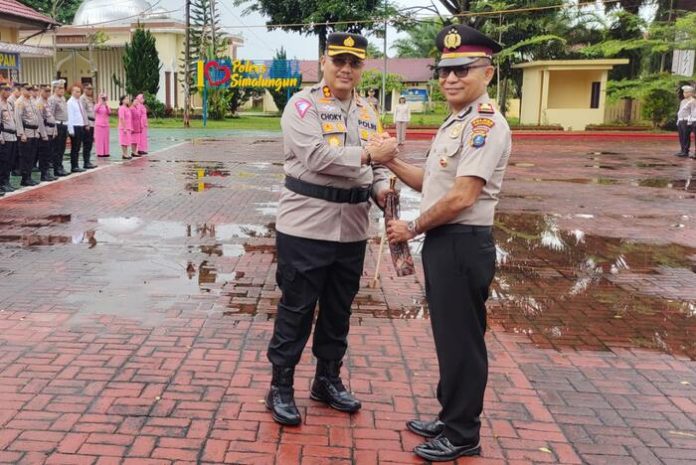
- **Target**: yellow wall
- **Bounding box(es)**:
[547,70,603,109]
[0,27,18,43]
[519,68,543,125]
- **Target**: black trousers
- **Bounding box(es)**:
[678,121,695,154]
[267,231,367,367]
[0,140,16,185]
[18,137,38,180]
[83,125,93,164]
[69,126,84,169]
[10,136,19,173]
[53,124,68,172]
[37,137,53,174]
[422,225,496,445]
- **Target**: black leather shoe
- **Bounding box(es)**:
[675,152,688,157]
[1,183,16,192]
[407,418,445,438]
[265,365,301,426]
[20,178,39,187]
[84,163,97,169]
[55,169,69,177]
[71,167,85,173]
[41,173,57,182]
[310,359,361,413]
[413,435,481,462]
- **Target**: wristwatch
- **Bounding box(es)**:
[364,148,373,166]
[407,220,418,235]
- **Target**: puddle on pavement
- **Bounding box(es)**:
[490,212,696,359]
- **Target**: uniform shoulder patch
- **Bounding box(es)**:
[294,98,312,119]
[478,103,495,114]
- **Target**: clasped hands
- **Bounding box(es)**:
[366,132,399,165]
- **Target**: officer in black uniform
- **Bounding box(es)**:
[384,24,511,461]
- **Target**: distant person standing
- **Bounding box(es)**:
[80,83,97,169]
[36,85,57,182]
[48,79,69,177]
[135,94,149,155]
[394,96,411,145]
[118,95,133,159]
[94,92,111,157]
[15,84,47,186]
[67,84,87,173]
[690,86,696,159]
[367,88,380,112]
[130,97,142,157]
[0,83,18,194]
[676,85,694,158]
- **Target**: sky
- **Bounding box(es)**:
[157,0,447,60]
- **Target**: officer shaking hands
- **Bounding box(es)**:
[383,24,512,461]
[266,32,399,426]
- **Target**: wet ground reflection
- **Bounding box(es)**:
[491,213,696,359]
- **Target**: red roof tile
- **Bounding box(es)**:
[1,0,59,27]
[299,58,435,84]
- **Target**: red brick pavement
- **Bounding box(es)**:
[0,137,694,464]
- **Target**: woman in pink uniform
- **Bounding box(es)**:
[130,97,142,157]
[118,95,133,160]
[136,94,149,155]
[94,92,111,157]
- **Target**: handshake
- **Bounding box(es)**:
[365,132,399,165]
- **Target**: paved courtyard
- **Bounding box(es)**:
[0,134,694,465]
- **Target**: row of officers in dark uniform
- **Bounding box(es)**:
[0,80,96,197]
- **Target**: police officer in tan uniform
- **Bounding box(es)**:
[15,84,47,187]
[37,85,58,182]
[49,79,70,177]
[80,83,97,169]
[266,32,399,426]
[385,24,511,461]
[0,83,18,195]
[7,83,22,178]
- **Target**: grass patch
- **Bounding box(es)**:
[109,114,282,131]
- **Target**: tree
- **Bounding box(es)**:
[392,20,442,58]
[233,0,400,61]
[180,0,230,97]
[367,43,385,59]
[123,25,161,96]
[18,0,82,24]
[268,48,303,113]
[357,69,403,94]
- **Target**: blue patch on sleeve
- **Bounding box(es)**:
[472,134,486,148]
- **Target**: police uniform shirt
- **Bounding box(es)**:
[678,98,693,122]
[15,96,47,139]
[421,94,511,227]
[276,81,390,242]
[80,94,95,128]
[0,100,17,142]
[49,95,68,123]
[7,94,17,112]
[37,97,57,138]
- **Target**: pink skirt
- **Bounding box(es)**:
[95,125,110,155]
[139,127,149,152]
[119,129,130,146]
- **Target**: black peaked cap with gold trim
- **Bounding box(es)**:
[436,24,502,68]
[327,32,368,60]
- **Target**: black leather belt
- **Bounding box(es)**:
[45,122,56,128]
[24,124,38,130]
[285,177,372,204]
[88,117,95,122]
[1,129,16,135]
[428,224,492,236]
